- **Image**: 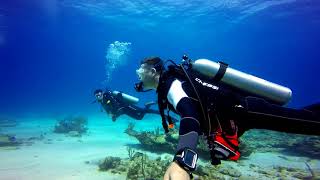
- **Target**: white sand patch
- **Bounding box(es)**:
[246,152,310,168]
[0,115,138,180]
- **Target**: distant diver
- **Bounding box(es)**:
[93,88,177,122]
[134,55,320,179]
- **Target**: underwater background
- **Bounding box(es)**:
[0,0,320,179]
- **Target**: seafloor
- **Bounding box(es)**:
[0,114,319,180]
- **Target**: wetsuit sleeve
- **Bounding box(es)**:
[167,79,201,152]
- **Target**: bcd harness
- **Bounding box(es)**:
[156,61,241,163]
[157,61,229,135]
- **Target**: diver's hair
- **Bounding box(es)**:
[140,56,163,72]
[94,89,103,95]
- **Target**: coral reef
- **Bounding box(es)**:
[285,136,320,159]
[124,122,211,160]
[53,115,88,135]
[98,151,171,180]
[246,163,317,180]
[125,122,177,153]
[99,156,121,171]
[0,134,21,147]
[120,123,320,179]
[240,130,320,159]
[0,132,45,148]
[195,164,242,179]
[125,123,320,163]
[127,146,136,160]
[97,152,318,180]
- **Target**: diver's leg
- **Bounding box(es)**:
[144,101,157,109]
[240,97,320,136]
[144,108,160,115]
[125,106,145,120]
[111,112,121,122]
[142,109,179,123]
[303,103,320,113]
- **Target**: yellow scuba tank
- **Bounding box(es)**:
[112,91,139,104]
[191,59,292,105]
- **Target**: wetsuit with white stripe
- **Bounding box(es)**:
[160,78,204,152]
[158,75,320,154]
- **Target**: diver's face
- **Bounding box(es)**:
[136,64,157,89]
[95,92,103,101]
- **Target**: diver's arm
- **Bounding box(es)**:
[98,101,107,113]
[165,79,201,178]
[167,79,201,152]
[143,108,160,115]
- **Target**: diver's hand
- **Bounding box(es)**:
[111,115,117,122]
[163,161,190,180]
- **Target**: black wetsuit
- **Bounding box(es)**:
[99,92,159,121]
[157,71,320,153]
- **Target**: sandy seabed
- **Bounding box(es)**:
[0,114,319,180]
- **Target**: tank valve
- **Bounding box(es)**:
[182,54,192,67]
[182,54,189,61]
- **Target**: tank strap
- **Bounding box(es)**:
[157,72,175,133]
[212,61,228,82]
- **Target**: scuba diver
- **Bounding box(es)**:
[94,88,172,122]
[134,55,320,180]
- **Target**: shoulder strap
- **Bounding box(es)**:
[158,95,169,133]
[157,70,176,133]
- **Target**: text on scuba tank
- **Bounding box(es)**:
[195,78,219,90]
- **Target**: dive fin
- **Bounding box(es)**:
[303,103,320,113]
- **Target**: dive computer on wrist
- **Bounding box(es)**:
[173,147,198,172]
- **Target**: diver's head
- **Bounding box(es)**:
[135,56,163,91]
[94,89,104,101]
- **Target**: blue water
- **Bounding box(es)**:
[0,1,320,179]
[1,0,320,116]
